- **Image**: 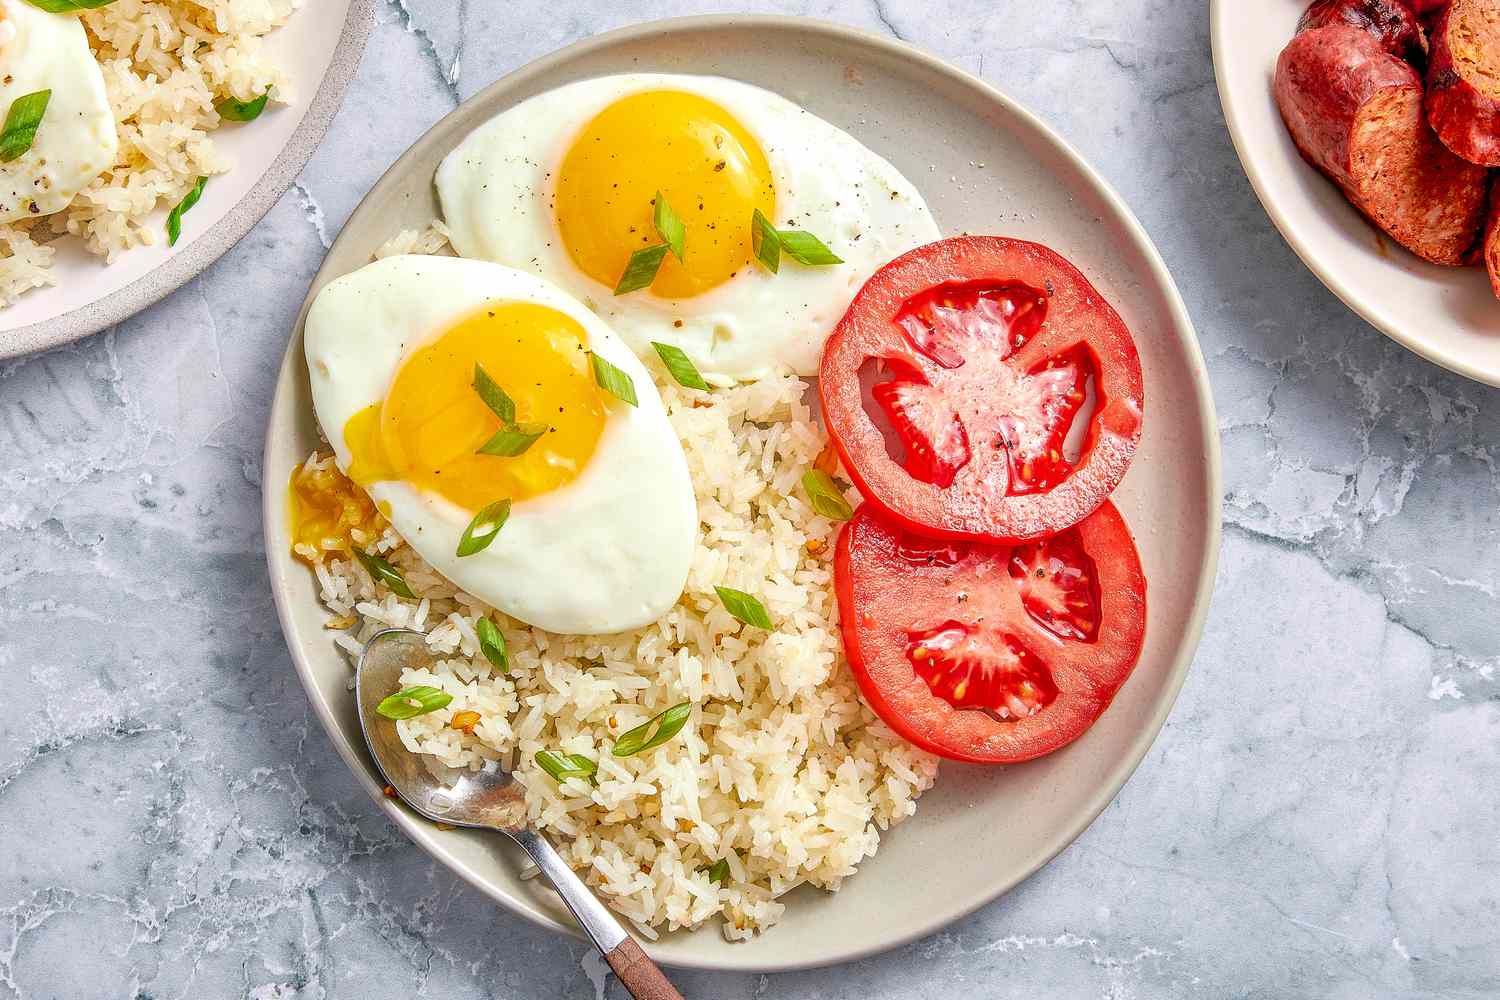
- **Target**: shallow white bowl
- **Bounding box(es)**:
[262,15,1221,973]
[1212,0,1500,386]
[0,0,374,359]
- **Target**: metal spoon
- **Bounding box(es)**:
[356,627,685,1000]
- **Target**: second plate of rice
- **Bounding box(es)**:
[0,0,373,359]
[264,17,1221,972]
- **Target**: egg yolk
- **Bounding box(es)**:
[554,90,776,299]
[342,302,608,512]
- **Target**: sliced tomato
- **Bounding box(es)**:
[820,236,1144,544]
[835,500,1146,764]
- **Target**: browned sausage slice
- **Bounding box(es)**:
[1427,0,1500,166]
[1276,24,1489,264]
[1480,180,1500,298]
[1299,0,1429,66]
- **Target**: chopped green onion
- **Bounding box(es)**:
[166,176,207,246]
[216,92,269,122]
[475,616,509,674]
[613,193,686,293]
[614,243,669,295]
[472,365,546,457]
[535,750,598,783]
[472,363,516,424]
[750,208,780,273]
[702,857,731,885]
[477,421,547,457]
[654,191,686,262]
[589,352,638,407]
[612,701,692,757]
[457,499,511,557]
[650,341,709,391]
[750,209,841,272]
[714,586,772,629]
[0,90,50,164]
[376,685,452,720]
[777,229,843,266]
[22,0,115,11]
[801,469,853,521]
[354,549,415,599]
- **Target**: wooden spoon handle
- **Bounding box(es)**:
[605,937,685,1000]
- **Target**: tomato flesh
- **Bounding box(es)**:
[836,500,1146,764]
[907,622,1059,717]
[895,281,1045,368]
[1008,529,1101,641]
[821,237,1144,544]
[882,281,1089,496]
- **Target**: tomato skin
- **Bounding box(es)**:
[835,501,1146,764]
[820,236,1144,545]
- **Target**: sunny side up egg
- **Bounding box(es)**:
[0,0,117,224]
[304,255,698,636]
[435,74,941,381]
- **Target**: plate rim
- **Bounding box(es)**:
[0,0,377,361]
[262,13,1223,973]
[1209,0,1500,388]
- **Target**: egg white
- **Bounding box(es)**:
[435,73,941,381]
[304,255,699,636]
[0,0,117,224]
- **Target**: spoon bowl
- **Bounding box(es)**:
[355,627,530,831]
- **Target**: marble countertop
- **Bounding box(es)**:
[2,1,1497,997]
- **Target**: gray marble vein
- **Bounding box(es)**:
[2,1,1498,997]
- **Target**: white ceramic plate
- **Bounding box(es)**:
[0,0,374,360]
[262,15,1221,972]
[1212,0,1500,386]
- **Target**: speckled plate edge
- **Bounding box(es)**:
[262,15,1223,973]
[1210,0,1500,387]
[0,0,375,361]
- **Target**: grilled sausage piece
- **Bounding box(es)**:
[1480,180,1500,298]
[1427,0,1500,166]
[1299,0,1429,66]
[1276,24,1489,264]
